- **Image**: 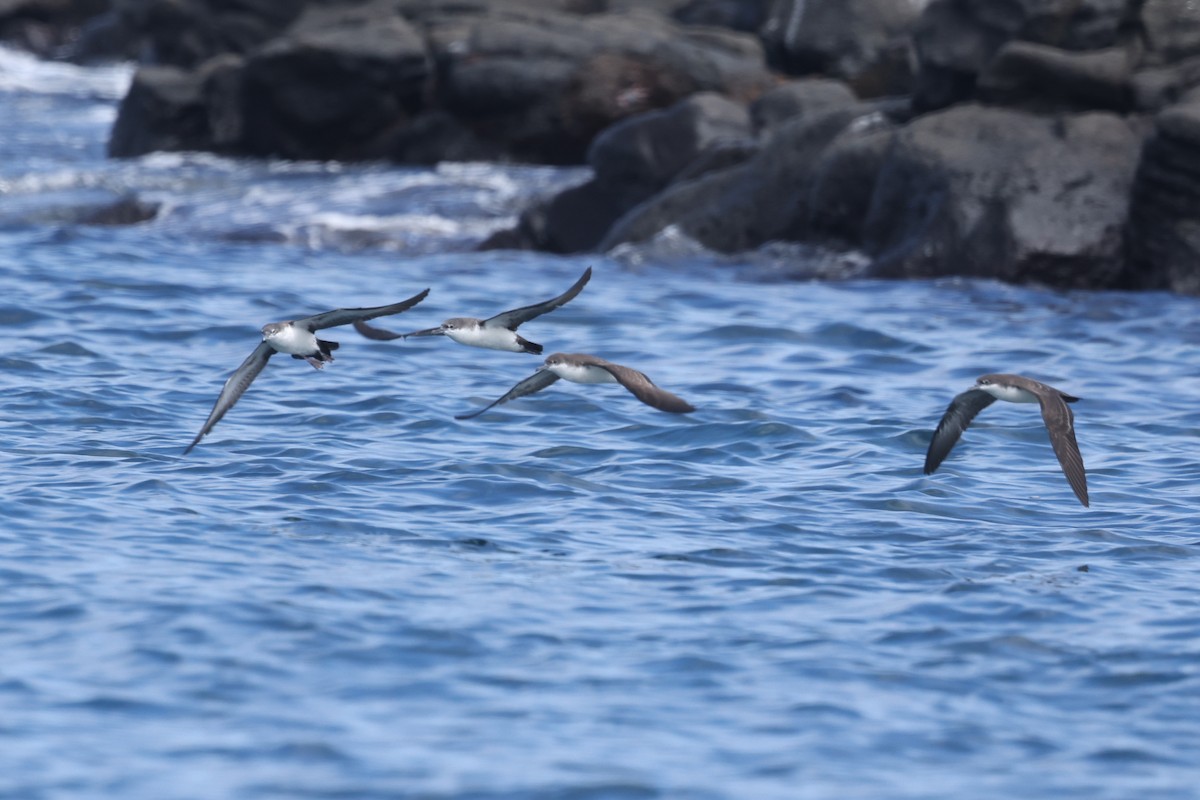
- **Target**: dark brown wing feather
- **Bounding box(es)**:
[184,342,275,454]
[455,369,561,420]
[485,266,592,330]
[594,360,695,413]
[303,288,430,332]
[923,388,996,474]
[353,318,406,340]
[1038,391,1089,507]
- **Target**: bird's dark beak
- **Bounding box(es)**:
[403,326,445,338]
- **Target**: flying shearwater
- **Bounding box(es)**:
[456,352,695,419]
[183,289,430,454]
[924,373,1089,507]
[353,266,591,354]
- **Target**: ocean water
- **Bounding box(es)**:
[1,46,1198,799]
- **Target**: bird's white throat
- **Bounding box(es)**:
[979,383,1038,404]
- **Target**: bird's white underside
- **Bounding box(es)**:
[445,324,525,352]
[265,324,318,355]
[980,383,1038,403]
[550,362,617,384]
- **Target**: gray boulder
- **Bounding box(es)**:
[978,41,1134,112]
[1141,0,1200,65]
[599,103,889,252]
[504,92,754,253]
[864,104,1141,288]
[0,0,112,59]
[1125,100,1200,294]
[1131,55,1200,111]
[108,64,213,157]
[913,0,1136,111]
[430,8,769,164]
[239,3,430,160]
[749,78,860,134]
[673,0,771,31]
[107,0,308,68]
[107,3,772,165]
[761,0,925,96]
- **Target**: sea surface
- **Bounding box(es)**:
[1,46,1198,800]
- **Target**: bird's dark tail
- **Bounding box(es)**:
[516,335,543,355]
[1061,393,1080,403]
[318,339,340,360]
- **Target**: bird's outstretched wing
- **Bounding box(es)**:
[594,360,695,413]
[455,369,561,420]
[485,266,592,330]
[923,388,996,474]
[304,288,430,332]
[353,318,407,340]
[184,342,275,454]
[1038,391,1089,507]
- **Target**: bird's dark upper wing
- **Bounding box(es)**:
[485,266,592,330]
[184,341,275,454]
[1038,391,1089,507]
[455,369,561,420]
[923,388,996,474]
[353,319,406,341]
[595,361,695,413]
[302,288,430,332]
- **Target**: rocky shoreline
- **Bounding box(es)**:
[4,0,1199,293]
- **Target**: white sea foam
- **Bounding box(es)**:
[0,44,131,99]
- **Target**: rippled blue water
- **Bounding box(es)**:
[2,47,1199,799]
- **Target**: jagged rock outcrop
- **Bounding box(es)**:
[20,0,1200,292]
[599,99,894,253]
[912,0,1136,112]
[865,104,1140,287]
[761,0,927,96]
[0,0,113,59]
[107,2,773,164]
[1125,99,1200,294]
[495,92,754,253]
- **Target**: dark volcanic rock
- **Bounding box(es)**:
[505,92,753,253]
[588,101,1144,290]
[978,41,1134,112]
[0,0,112,59]
[78,194,160,225]
[108,3,772,165]
[749,78,859,134]
[1125,100,1200,294]
[588,91,750,188]
[864,104,1140,288]
[1141,0,1200,65]
[762,0,922,97]
[913,0,1137,111]
[104,0,308,68]
[599,103,891,252]
[1131,55,1200,111]
[108,65,213,158]
[673,0,771,31]
[239,3,430,160]
[433,9,769,164]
